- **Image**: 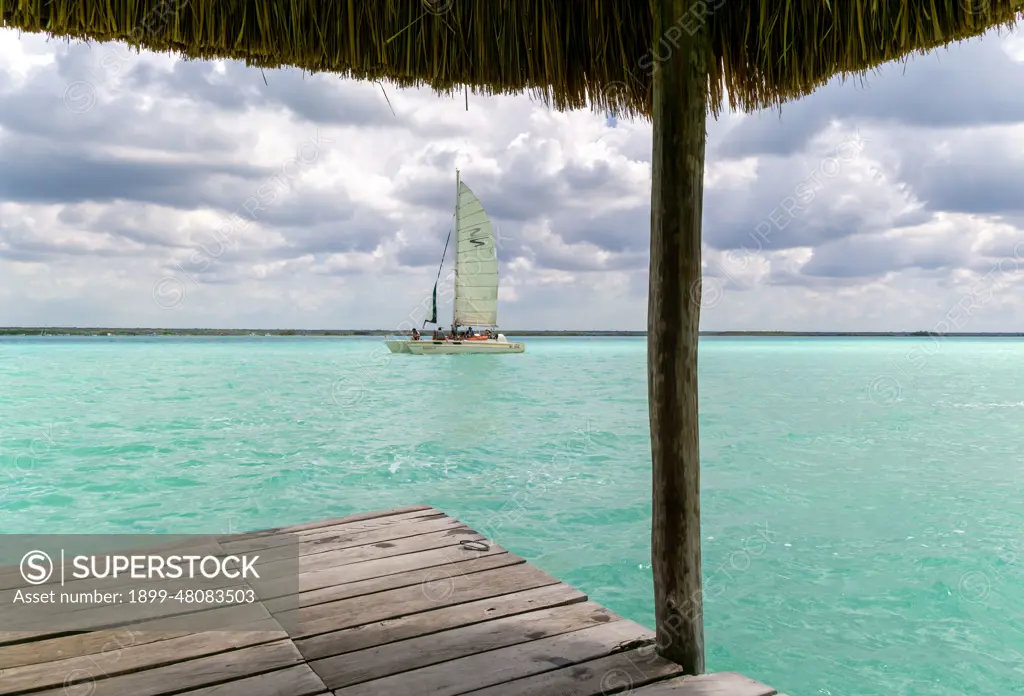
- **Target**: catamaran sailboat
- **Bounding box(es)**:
[385,170,525,355]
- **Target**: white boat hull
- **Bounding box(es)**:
[384,339,413,354]
[409,339,525,354]
[387,337,525,355]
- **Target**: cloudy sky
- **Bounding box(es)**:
[2,26,1024,331]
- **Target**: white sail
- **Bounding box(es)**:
[452,181,499,327]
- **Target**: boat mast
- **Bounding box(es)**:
[452,167,460,333]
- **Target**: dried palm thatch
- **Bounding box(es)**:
[2,0,1021,118]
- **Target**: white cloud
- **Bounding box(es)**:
[2,28,1024,330]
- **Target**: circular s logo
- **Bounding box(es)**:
[152,276,186,309]
[20,550,54,585]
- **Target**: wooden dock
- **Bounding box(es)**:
[0,504,781,695]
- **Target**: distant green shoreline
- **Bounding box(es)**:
[2,328,1024,338]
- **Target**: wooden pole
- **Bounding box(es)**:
[649,0,708,675]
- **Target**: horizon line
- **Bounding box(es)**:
[3,328,1024,337]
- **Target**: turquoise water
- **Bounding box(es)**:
[2,336,1024,695]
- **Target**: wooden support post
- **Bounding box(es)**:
[649,0,708,675]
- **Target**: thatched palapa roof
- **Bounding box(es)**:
[3,1,1022,118]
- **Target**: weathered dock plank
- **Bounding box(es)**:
[0,620,284,695]
[333,620,656,696]
[312,601,620,689]
[630,672,779,695]
[225,504,435,539]
[171,664,329,696]
[283,559,563,639]
[27,639,308,696]
[460,645,686,695]
[220,509,446,554]
[249,514,467,564]
[0,505,779,696]
[0,603,269,669]
[263,551,522,612]
[294,582,588,660]
[263,526,487,575]
[253,537,513,600]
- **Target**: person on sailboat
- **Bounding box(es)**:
[466,327,475,337]
[411,328,420,341]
